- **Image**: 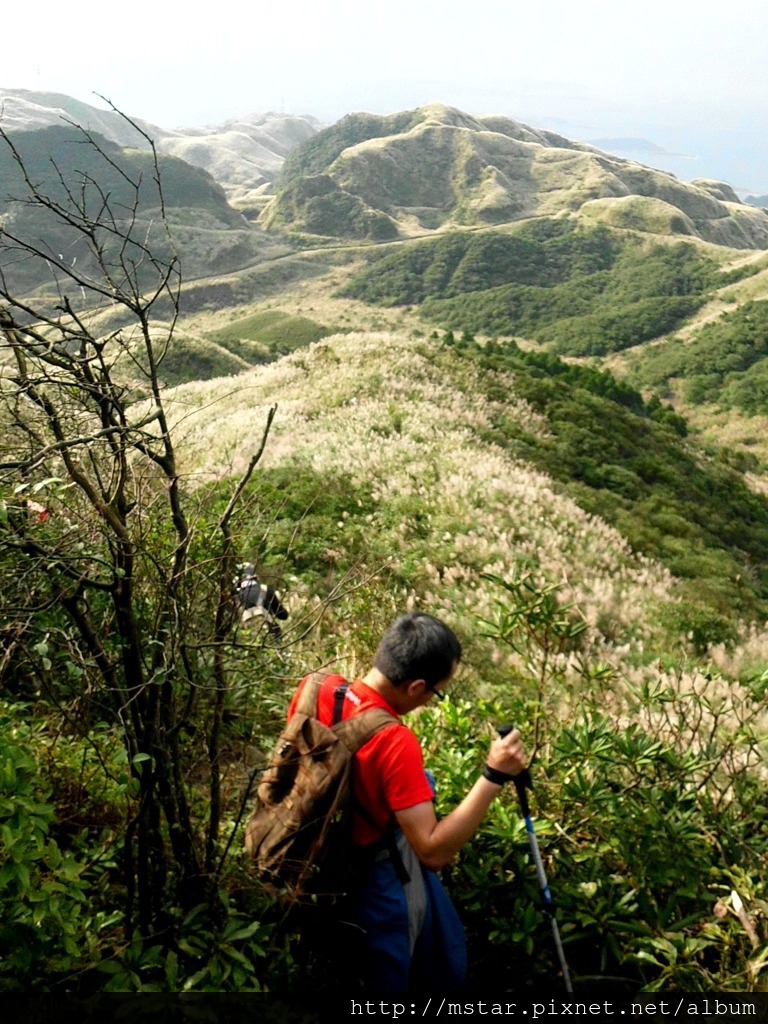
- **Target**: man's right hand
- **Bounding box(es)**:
[486,727,526,777]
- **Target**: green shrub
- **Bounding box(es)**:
[0,705,108,990]
[658,601,739,654]
[208,310,334,363]
[95,898,275,992]
[410,578,768,992]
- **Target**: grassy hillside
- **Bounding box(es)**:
[448,336,768,631]
[277,110,425,187]
[263,104,768,246]
[165,328,768,669]
[157,113,320,208]
[262,173,399,240]
[0,125,240,223]
[0,88,167,148]
[624,299,768,415]
[207,308,336,361]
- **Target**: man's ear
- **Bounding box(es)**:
[406,678,428,700]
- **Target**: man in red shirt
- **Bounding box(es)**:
[288,612,526,992]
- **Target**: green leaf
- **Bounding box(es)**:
[165,950,179,988]
[16,863,31,893]
[182,966,211,991]
[222,942,256,966]
[633,950,664,967]
[223,920,263,943]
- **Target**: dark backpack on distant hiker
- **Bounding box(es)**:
[244,672,396,900]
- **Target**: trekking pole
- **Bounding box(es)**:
[499,725,573,993]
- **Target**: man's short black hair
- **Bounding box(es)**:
[373,613,462,689]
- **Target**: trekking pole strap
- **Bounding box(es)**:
[482,764,516,786]
[512,769,533,818]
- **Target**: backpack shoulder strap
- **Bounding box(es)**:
[294,671,331,719]
[333,709,408,882]
[332,682,349,725]
[295,672,397,749]
[334,706,398,752]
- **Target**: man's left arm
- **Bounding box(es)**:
[395,727,526,871]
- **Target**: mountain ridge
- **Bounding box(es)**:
[3,87,768,493]
[0,88,320,209]
[5,90,767,248]
[263,104,768,248]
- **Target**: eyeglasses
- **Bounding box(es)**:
[428,684,447,703]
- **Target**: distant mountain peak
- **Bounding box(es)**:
[0,88,163,148]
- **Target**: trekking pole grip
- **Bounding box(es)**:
[498,724,532,816]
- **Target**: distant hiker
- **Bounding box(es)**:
[236,564,288,639]
[25,499,49,523]
[270,612,527,993]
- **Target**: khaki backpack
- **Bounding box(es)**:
[245,672,396,899]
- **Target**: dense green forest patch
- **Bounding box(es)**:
[263,174,399,240]
[340,220,624,304]
[340,221,723,354]
[626,299,768,415]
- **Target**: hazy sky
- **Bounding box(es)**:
[6,0,768,190]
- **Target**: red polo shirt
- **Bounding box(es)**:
[287,674,434,846]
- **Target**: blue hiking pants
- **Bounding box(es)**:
[348,841,467,993]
